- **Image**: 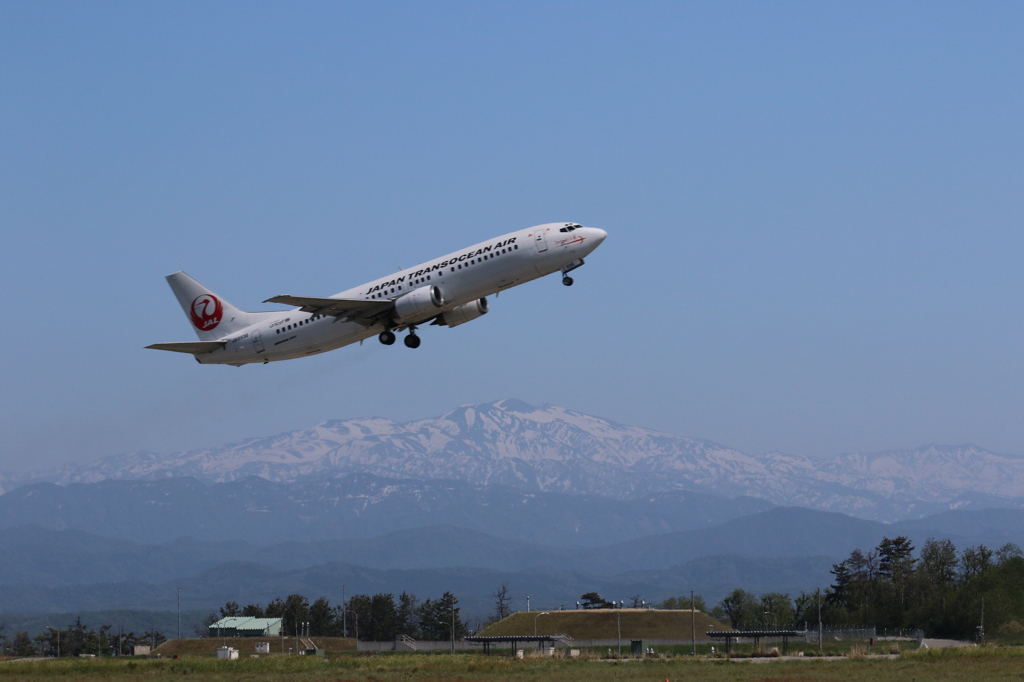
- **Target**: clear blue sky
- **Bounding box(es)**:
[2,2,1023,474]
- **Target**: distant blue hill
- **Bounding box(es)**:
[0,474,772,546]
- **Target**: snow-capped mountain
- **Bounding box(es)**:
[6,399,1024,519]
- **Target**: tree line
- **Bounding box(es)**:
[0,619,165,658]
[652,537,1024,640]
[823,536,1024,639]
[209,591,469,642]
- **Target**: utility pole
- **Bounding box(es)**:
[817,588,823,655]
[691,589,696,656]
[616,611,621,657]
[451,602,455,655]
[177,587,181,641]
[342,585,347,638]
[980,596,985,644]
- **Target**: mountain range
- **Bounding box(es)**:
[5,399,1024,520]
[2,398,1023,628]
[2,504,1022,617]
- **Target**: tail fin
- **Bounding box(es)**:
[165,271,268,341]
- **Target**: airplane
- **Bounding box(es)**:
[147,222,607,366]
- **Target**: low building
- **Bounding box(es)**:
[208,617,283,637]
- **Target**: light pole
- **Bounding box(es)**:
[341,609,359,641]
[526,596,530,612]
[46,626,59,658]
[177,587,181,641]
[534,612,549,636]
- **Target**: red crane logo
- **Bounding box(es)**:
[189,294,223,331]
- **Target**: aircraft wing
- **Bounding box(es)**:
[264,295,393,324]
[146,341,226,354]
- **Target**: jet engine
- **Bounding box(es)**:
[441,298,489,327]
[393,285,445,324]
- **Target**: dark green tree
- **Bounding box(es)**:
[141,629,166,649]
[418,592,468,641]
[197,613,218,638]
[219,601,241,618]
[309,597,336,636]
[660,594,707,612]
[878,536,916,620]
[827,561,852,608]
[580,592,610,609]
[346,594,372,640]
[11,631,35,657]
[265,598,286,618]
[961,545,994,582]
[367,593,400,641]
[241,603,265,617]
[397,592,419,637]
[759,593,794,628]
[996,543,1023,563]
[278,594,310,637]
[717,589,759,629]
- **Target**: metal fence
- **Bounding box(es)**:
[804,626,876,642]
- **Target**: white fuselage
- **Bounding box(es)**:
[200,223,606,365]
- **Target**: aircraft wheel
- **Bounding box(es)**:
[404,334,421,349]
[379,331,396,345]
[562,276,574,286]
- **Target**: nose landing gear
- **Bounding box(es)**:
[561,258,584,287]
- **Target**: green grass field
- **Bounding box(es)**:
[2,646,1021,681]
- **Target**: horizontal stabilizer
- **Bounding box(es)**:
[146,341,226,354]
[264,295,391,318]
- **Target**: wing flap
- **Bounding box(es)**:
[146,341,226,354]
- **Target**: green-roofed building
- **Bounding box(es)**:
[208,617,282,637]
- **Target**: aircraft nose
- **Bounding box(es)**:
[590,228,607,245]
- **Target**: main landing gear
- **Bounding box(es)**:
[379,328,421,348]
[561,258,585,286]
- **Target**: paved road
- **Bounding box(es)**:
[920,639,976,648]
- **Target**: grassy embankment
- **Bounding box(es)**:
[479,608,726,639]
[1,646,1024,681]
